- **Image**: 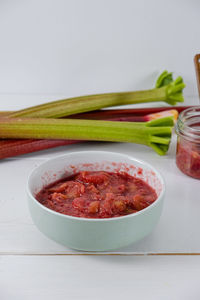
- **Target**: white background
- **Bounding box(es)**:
[1,1,200,299]
[0,0,199,98]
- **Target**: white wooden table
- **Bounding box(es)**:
[1,95,200,300]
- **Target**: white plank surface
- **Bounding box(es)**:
[1,255,200,300]
[0,95,199,299]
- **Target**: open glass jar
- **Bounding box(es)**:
[175,106,200,179]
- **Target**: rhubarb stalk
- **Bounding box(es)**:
[0,117,174,155]
[0,106,192,119]
[7,71,185,119]
[0,70,184,159]
[0,139,81,158]
[0,110,177,159]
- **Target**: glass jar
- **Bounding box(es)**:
[175,106,200,179]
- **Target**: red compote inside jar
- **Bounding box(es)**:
[176,106,200,179]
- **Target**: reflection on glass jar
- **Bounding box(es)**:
[175,106,200,179]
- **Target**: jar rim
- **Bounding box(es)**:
[175,106,200,142]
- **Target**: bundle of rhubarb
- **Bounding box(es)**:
[0,71,186,159]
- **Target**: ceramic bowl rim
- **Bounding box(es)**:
[27,150,165,222]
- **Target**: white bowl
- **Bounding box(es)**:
[27,151,165,251]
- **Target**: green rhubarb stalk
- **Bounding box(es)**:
[7,71,185,119]
[0,116,174,155]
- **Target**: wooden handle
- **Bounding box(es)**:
[194,54,200,97]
